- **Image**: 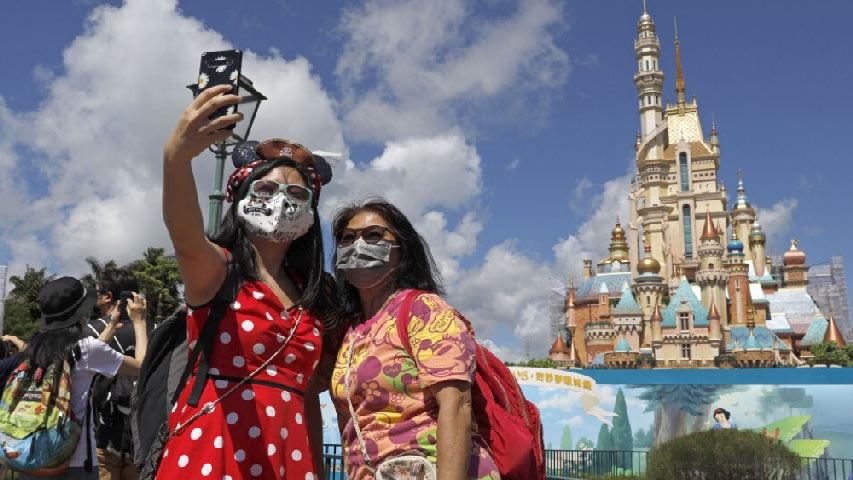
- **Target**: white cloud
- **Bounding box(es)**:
[537,391,583,413]
[336,0,570,141]
[507,157,521,171]
[558,415,585,426]
[756,198,798,243]
[0,0,343,276]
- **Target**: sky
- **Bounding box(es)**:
[1,0,852,359]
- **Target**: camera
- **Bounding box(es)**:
[119,291,134,323]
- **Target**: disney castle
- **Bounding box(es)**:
[548,6,845,368]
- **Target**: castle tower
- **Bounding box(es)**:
[824,314,846,346]
[726,231,750,325]
[782,239,809,287]
[634,243,666,317]
[598,282,611,319]
[709,122,719,154]
[565,280,576,333]
[650,303,663,349]
[548,333,571,363]
[708,300,722,349]
[696,211,729,326]
[634,5,665,144]
[749,220,767,277]
[731,170,757,259]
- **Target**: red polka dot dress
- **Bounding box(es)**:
[156,279,323,480]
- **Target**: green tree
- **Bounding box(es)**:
[595,424,615,475]
[560,425,573,451]
[611,388,634,469]
[633,427,654,448]
[126,248,182,323]
[596,424,614,450]
[3,266,54,339]
[79,256,118,290]
[809,341,851,366]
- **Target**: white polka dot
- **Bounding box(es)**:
[281,391,291,402]
[230,301,241,311]
[285,353,296,364]
[295,413,303,424]
[266,365,277,376]
[215,380,228,389]
[191,428,202,440]
[234,449,246,462]
[266,406,276,417]
[252,291,264,300]
[312,328,320,337]
[313,360,319,369]
[292,449,302,461]
[241,389,255,401]
[276,333,285,343]
[253,343,266,355]
[304,342,315,352]
[224,476,233,480]
[164,449,169,458]
[306,474,315,480]
[201,464,212,476]
[267,444,276,456]
[248,426,261,438]
[241,320,254,332]
[171,403,177,413]
[281,310,290,319]
[280,427,289,439]
[189,340,197,350]
[220,332,231,344]
[265,312,273,321]
[178,455,189,467]
[233,356,245,367]
[280,466,285,476]
[296,373,304,384]
[187,307,194,315]
[213,436,223,448]
[250,464,262,476]
[208,367,220,375]
[226,412,239,424]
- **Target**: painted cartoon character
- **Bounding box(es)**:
[712,407,737,430]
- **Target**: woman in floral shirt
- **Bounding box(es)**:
[325,199,500,480]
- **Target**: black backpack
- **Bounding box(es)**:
[131,262,240,469]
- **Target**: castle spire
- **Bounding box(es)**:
[701,210,717,241]
[674,17,686,106]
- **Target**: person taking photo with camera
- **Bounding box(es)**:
[87,269,145,480]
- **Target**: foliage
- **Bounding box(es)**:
[754,415,811,443]
[758,387,814,420]
[596,424,614,450]
[79,256,118,290]
[630,384,734,416]
[787,439,830,459]
[125,248,183,323]
[633,427,654,449]
[611,388,634,469]
[576,437,595,450]
[808,341,852,366]
[560,425,573,451]
[646,430,801,480]
[3,265,54,339]
[505,358,565,368]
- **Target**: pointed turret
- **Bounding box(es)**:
[549,334,571,355]
[650,303,663,346]
[708,301,722,346]
[674,17,686,106]
[635,129,642,151]
[824,314,846,346]
[701,211,717,241]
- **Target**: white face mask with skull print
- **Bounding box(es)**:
[237,191,314,242]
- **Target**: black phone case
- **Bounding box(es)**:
[197,49,242,120]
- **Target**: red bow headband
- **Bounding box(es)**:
[225,138,324,205]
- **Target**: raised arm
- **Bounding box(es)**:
[162,84,241,305]
[99,293,150,376]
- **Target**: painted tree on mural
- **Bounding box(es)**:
[629,384,738,445]
[611,388,634,469]
[758,387,814,421]
[560,425,573,451]
[596,424,614,450]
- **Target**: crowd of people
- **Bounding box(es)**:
[0,83,503,480]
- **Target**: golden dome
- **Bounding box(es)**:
[637,245,661,275]
[783,239,806,266]
[611,219,626,239]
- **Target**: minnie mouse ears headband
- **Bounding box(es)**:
[226,138,333,205]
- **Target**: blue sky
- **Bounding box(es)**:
[1,0,851,357]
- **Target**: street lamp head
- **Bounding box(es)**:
[186,74,267,147]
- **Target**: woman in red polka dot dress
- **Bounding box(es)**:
[158,85,341,480]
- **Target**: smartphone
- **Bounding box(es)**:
[119,291,134,323]
[197,49,243,122]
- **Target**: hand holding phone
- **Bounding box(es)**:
[119,291,134,323]
[197,49,243,124]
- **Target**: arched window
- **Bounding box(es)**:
[679,152,690,191]
[645,60,649,71]
[683,204,693,258]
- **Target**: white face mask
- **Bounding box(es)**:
[237,192,314,242]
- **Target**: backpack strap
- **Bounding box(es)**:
[84,377,96,473]
[178,259,241,407]
[394,289,425,358]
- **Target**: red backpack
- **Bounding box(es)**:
[394,290,546,480]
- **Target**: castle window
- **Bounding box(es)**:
[645,60,649,71]
[681,343,692,360]
[683,204,693,258]
[679,312,690,331]
[680,153,690,191]
[709,264,714,269]
[647,295,651,306]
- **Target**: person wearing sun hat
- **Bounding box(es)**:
[15,277,149,480]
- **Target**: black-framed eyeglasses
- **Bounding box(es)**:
[247,179,313,204]
[336,225,395,247]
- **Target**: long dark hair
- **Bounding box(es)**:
[23,324,84,370]
[331,198,444,319]
[212,158,327,316]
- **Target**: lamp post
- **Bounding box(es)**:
[187,75,266,237]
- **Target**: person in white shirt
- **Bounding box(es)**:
[18,277,148,480]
